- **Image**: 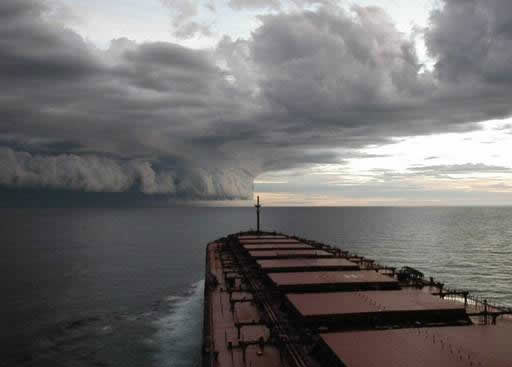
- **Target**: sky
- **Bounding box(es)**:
[2,0,512,206]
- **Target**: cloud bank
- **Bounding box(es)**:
[0,148,252,198]
[1,0,512,200]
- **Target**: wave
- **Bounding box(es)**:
[153,280,204,367]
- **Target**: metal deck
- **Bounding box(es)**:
[204,242,285,367]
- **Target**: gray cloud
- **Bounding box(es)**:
[228,0,328,10]
[424,0,512,121]
[248,5,495,139]
[0,148,253,198]
[2,0,512,201]
[255,179,512,205]
[426,0,512,84]
[255,163,512,205]
[0,0,256,199]
[409,163,512,176]
[228,0,281,10]
[160,0,214,39]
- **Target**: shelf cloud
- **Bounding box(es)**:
[1,0,512,201]
[0,148,253,198]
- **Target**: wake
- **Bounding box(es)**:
[154,280,204,367]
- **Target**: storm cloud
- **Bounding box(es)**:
[2,0,512,201]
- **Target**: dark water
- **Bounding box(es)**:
[2,207,511,366]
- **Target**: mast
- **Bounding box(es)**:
[255,196,262,232]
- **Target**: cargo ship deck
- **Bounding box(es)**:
[203,230,512,367]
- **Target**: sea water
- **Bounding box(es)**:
[2,207,511,366]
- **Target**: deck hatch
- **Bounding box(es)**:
[248,249,334,259]
[257,258,359,272]
[240,239,303,245]
[318,325,512,367]
[268,270,398,292]
[286,290,468,326]
[243,243,313,251]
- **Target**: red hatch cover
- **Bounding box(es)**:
[286,290,467,326]
[268,270,398,292]
[257,258,359,272]
[243,243,313,251]
[240,239,302,245]
[248,249,334,259]
[318,324,512,367]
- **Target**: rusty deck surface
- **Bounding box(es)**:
[248,249,334,259]
[243,243,313,251]
[268,270,399,292]
[257,258,359,272]
[204,242,285,367]
[319,324,512,367]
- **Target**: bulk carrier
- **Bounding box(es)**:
[202,198,512,367]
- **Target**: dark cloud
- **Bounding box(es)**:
[0,147,254,198]
[0,0,255,199]
[1,0,512,202]
[251,7,434,125]
[424,0,512,121]
[426,0,512,84]
[247,4,512,141]
[262,150,344,171]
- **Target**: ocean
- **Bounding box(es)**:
[2,207,511,366]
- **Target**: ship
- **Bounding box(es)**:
[202,198,512,366]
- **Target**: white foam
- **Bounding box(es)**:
[154,280,204,367]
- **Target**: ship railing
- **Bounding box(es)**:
[429,285,512,325]
[292,236,398,273]
[287,233,512,327]
[233,231,512,327]
[202,244,217,367]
